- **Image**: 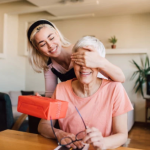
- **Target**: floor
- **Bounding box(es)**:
[127,123,150,150]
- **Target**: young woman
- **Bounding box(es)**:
[27,19,125,98]
[38,36,133,150]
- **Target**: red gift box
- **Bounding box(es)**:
[17,96,68,120]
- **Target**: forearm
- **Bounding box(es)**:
[98,58,125,83]
[38,122,60,139]
[104,133,128,149]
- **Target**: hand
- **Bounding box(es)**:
[35,92,41,96]
[71,46,105,69]
[83,127,106,150]
[56,130,84,149]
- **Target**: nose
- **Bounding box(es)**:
[47,40,52,49]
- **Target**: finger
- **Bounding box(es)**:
[83,46,95,52]
[92,141,101,148]
[73,141,83,149]
[35,92,41,96]
[88,136,102,144]
[71,54,84,59]
[72,59,84,63]
[74,61,85,66]
[83,131,101,143]
[87,131,100,138]
[92,141,105,149]
[82,135,90,143]
[69,143,77,149]
[72,51,84,56]
[65,142,75,149]
[86,127,99,134]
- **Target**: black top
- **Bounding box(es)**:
[47,58,76,82]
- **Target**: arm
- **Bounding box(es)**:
[38,87,83,149]
[44,67,58,97]
[103,113,128,149]
[38,119,83,149]
[71,46,125,83]
[83,113,128,150]
[98,57,125,83]
[38,118,57,139]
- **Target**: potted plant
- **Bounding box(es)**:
[108,36,117,49]
[130,55,150,98]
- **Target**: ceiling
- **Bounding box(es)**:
[1,0,150,17]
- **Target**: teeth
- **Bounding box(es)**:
[81,73,90,75]
[51,47,56,53]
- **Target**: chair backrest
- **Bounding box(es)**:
[0,92,14,131]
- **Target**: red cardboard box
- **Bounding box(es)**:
[17,96,68,120]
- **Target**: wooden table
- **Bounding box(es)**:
[0,130,142,150]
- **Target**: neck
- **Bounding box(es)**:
[73,78,102,98]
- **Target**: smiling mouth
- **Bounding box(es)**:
[80,72,91,75]
[49,46,57,53]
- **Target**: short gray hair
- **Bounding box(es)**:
[72,36,105,57]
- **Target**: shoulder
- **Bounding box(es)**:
[56,79,72,90]
[102,79,123,89]
[54,79,73,100]
[101,79,125,97]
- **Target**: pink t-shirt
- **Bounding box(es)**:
[52,79,133,137]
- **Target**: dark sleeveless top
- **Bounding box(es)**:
[47,58,76,82]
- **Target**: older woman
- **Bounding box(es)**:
[27,20,125,98]
[38,36,133,150]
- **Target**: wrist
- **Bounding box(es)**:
[54,128,62,137]
[97,56,107,70]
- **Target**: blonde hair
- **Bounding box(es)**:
[27,21,71,73]
[72,36,105,57]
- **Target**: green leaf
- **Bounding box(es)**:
[133,77,140,89]
[140,83,144,98]
[131,60,141,71]
[145,55,150,68]
[108,36,117,44]
[130,71,139,80]
[134,77,145,94]
[141,57,144,68]
[145,67,150,74]
[135,82,141,93]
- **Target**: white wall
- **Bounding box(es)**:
[0,14,26,92]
